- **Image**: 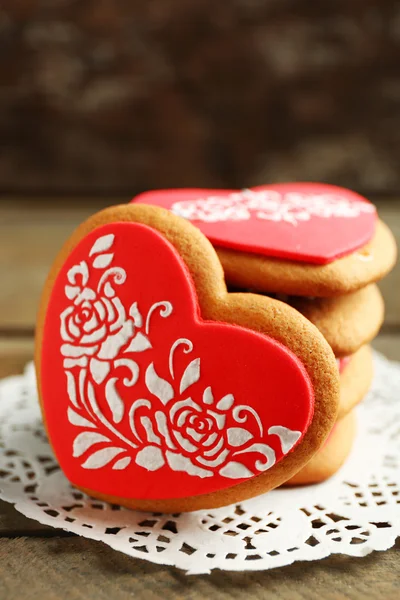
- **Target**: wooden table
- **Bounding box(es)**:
[0,198,399,599]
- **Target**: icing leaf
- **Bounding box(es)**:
[89,358,111,385]
[135,446,165,471]
[89,234,115,256]
[203,386,214,405]
[129,302,143,327]
[93,254,114,269]
[227,427,253,447]
[97,320,134,360]
[81,447,125,469]
[113,456,131,470]
[105,377,125,423]
[166,451,213,478]
[219,461,253,479]
[145,363,174,405]
[179,358,200,394]
[66,371,78,408]
[216,394,234,411]
[68,407,96,429]
[125,332,152,353]
[65,285,80,300]
[268,426,302,454]
[104,282,115,298]
[73,431,111,458]
[67,261,89,286]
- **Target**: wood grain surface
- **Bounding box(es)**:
[0,536,399,600]
[0,196,399,598]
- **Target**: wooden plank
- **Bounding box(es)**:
[0,198,120,330]
[0,197,118,224]
[0,338,33,378]
[0,500,62,537]
[0,536,399,600]
[375,201,400,327]
[372,334,400,362]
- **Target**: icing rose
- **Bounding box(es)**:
[60,288,134,361]
[59,260,140,378]
[132,381,277,480]
[162,392,257,479]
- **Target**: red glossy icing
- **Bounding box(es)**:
[132,183,377,265]
[40,222,314,500]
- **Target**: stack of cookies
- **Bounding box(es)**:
[36,201,340,512]
[35,185,396,513]
[135,183,397,487]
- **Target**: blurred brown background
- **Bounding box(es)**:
[1,0,400,196]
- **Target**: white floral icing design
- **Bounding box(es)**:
[171,189,376,226]
[61,233,301,479]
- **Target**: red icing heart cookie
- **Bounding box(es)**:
[36,204,339,511]
[133,183,377,265]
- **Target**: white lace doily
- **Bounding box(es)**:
[0,352,399,574]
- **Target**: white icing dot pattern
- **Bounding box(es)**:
[172,189,376,226]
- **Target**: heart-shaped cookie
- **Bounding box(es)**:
[35,204,339,511]
[133,183,377,264]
